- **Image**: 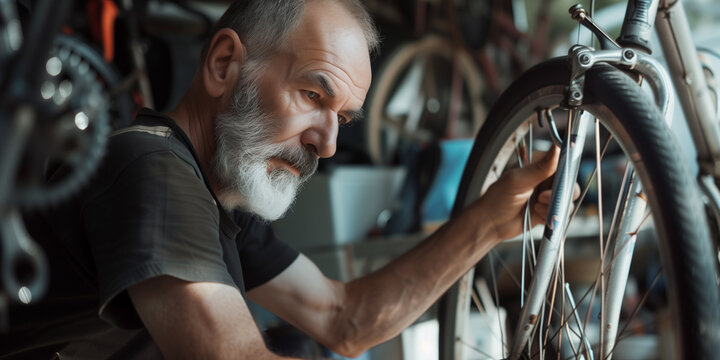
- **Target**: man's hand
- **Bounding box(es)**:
[476,145,579,241]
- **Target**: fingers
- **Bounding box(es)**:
[532,181,581,228]
[535,183,581,204]
[531,199,576,227]
[509,145,561,191]
[532,145,560,177]
[573,182,581,200]
[537,190,552,204]
[531,205,547,227]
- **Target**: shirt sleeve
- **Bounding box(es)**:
[82,150,235,328]
[236,213,300,291]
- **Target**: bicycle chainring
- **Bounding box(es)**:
[13,37,111,208]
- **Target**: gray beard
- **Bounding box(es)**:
[212,62,318,221]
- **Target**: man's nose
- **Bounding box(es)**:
[301,109,338,158]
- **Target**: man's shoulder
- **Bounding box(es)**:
[80,108,205,200]
[107,108,194,166]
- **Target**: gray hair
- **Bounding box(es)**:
[201,0,380,62]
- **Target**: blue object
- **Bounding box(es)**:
[422,139,474,223]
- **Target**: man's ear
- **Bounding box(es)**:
[202,28,245,99]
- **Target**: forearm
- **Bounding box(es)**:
[334,200,500,354]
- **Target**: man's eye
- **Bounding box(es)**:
[306,91,319,100]
[338,115,349,125]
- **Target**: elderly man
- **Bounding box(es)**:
[1,0,561,359]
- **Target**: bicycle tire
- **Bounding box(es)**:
[438,58,720,359]
[365,34,486,165]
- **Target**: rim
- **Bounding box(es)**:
[366,34,485,165]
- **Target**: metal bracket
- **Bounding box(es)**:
[567,45,675,126]
[569,4,621,51]
[566,4,674,125]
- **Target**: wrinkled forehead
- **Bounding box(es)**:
[282,0,372,92]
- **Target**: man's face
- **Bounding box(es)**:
[212,0,372,220]
[212,63,319,221]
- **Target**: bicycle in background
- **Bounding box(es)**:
[363,0,554,166]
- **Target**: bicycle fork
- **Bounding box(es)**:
[507,108,650,360]
[508,108,589,360]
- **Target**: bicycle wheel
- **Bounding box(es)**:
[439,58,720,359]
[365,34,486,165]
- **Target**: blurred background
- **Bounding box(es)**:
[12,0,718,358]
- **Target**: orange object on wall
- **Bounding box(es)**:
[87,0,118,62]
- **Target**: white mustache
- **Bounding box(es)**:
[267,144,318,180]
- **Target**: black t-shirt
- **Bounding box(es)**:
[0,109,299,359]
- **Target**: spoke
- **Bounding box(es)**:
[538,300,545,360]
[488,252,507,358]
[565,130,615,354]
[539,286,594,355]
[517,136,529,308]
[559,253,578,359]
[566,135,614,228]
[595,119,605,258]
[522,207,529,307]
[526,272,602,360]
[558,253,584,359]
[604,209,651,272]
[541,258,562,359]
[518,116,657,359]
[470,284,506,347]
[605,163,632,256]
[594,119,607,356]
[523,205,536,275]
[632,211,652,234]
[534,116,612,359]
[522,121,537,272]
[603,267,663,360]
[544,110,573,359]
[580,264,603,354]
[566,283,595,360]
[601,214,651,282]
[457,336,502,360]
[487,117,653,360]
[492,250,524,292]
[527,282,595,360]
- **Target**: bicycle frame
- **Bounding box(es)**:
[654,0,720,176]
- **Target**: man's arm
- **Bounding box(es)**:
[128,276,303,360]
[248,212,497,358]
[249,147,563,357]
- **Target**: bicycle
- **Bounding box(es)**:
[0,0,215,325]
[0,0,112,330]
[438,0,720,359]
[363,0,553,166]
